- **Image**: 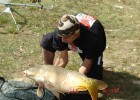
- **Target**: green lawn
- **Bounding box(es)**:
[0,0,140,99]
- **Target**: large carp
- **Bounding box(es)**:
[24,65,108,100]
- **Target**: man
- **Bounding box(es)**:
[41,13,106,81]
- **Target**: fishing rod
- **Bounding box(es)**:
[0,3,43,8]
[0,0,51,30]
[0,0,43,9]
[0,0,54,13]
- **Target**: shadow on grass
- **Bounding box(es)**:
[102,70,140,100]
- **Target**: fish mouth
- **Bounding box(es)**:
[23,70,28,76]
[23,70,34,77]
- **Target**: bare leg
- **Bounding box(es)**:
[42,48,55,64]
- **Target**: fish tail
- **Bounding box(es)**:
[85,78,99,100]
[85,78,108,100]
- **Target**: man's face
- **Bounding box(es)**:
[58,29,80,44]
[59,34,76,44]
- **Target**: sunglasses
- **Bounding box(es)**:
[58,29,80,37]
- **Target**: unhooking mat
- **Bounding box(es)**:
[0,77,56,100]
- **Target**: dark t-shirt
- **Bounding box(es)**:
[40,20,106,59]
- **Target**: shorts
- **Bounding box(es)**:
[40,32,68,52]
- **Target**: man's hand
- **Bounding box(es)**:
[79,58,93,75]
[54,50,68,67]
[68,88,78,94]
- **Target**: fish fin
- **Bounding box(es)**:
[90,88,98,100]
[51,88,65,96]
[50,89,65,99]
[51,91,60,100]
[45,81,55,88]
[57,91,65,95]
[75,86,87,91]
[37,87,43,97]
[96,80,108,90]
[44,81,65,99]
[85,78,99,100]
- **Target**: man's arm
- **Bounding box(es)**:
[54,49,68,68]
[68,58,93,93]
[79,58,93,75]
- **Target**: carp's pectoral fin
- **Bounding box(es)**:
[37,87,43,97]
[75,86,87,91]
[44,80,56,89]
[51,91,60,100]
[44,81,65,99]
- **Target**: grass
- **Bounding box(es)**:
[0,0,140,99]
